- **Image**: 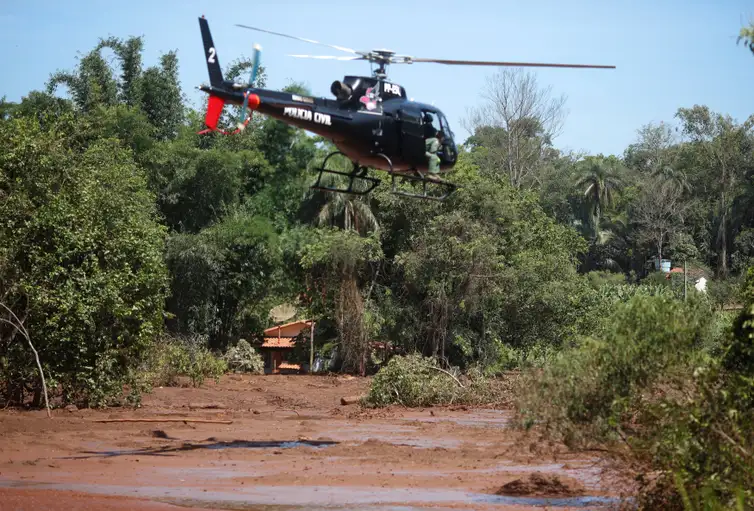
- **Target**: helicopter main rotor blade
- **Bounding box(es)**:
[409,57,615,69]
[288,54,364,61]
[235,24,359,55]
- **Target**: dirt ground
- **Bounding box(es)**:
[0,374,635,510]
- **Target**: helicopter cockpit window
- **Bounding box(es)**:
[422,111,442,138]
[438,112,454,140]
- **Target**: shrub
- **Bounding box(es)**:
[363,353,504,407]
[223,339,265,374]
[139,334,227,388]
[0,119,169,408]
[514,293,715,447]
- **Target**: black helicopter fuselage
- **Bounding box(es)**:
[198,17,457,173]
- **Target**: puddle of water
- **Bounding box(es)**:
[59,439,337,460]
[402,410,513,428]
[385,462,605,493]
[203,440,336,450]
[0,478,629,509]
[477,494,626,508]
[325,424,461,449]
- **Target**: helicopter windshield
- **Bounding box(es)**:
[421,110,454,142]
[421,111,441,137]
[438,112,454,140]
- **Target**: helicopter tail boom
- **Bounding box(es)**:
[199,16,224,87]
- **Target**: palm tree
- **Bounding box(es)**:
[307,153,379,235]
[575,157,624,237]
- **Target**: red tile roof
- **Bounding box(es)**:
[278,362,301,371]
[261,337,296,348]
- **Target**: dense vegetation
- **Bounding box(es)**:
[1,21,753,509]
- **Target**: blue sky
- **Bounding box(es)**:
[2,0,753,156]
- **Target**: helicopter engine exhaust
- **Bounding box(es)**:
[330,80,352,101]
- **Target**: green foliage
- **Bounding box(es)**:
[515,293,715,446]
[738,23,754,55]
[0,115,169,407]
[585,270,626,289]
[139,334,227,388]
[165,210,280,350]
[223,339,265,374]
[363,353,501,408]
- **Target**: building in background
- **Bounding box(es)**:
[259,319,313,374]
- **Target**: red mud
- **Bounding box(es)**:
[0,374,635,510]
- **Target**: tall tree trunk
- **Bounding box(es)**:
[719,190,728,277]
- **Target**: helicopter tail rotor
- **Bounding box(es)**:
[235,43,262,131]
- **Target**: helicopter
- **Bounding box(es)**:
[196,16,615,200]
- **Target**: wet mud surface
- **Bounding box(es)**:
[0,374,635,510]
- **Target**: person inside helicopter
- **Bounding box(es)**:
[424,128,444,177]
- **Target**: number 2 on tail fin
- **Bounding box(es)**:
[208,47,216,64]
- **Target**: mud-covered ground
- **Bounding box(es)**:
[0,374,635,510]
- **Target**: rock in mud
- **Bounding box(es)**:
[495,472,585,497]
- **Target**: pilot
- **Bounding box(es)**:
[425,129,444,176]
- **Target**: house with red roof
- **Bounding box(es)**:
[260,319,314,374]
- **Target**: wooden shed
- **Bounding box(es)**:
[260,319,313,374]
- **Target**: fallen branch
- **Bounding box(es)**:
[93,418,233,424]
[187,402,227,410]
[0,303,51,418]
[428,365,465,388]
[340,395,363,405]
[712,425,752,460]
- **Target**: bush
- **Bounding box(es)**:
[139,334,227,388]
[223,339,265,374]
[0,118,169,408]
[363,353,504,407]
[514,293,715,447]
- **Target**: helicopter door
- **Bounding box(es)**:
[399,108,425,164]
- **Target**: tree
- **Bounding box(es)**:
[0,115,169,407]
[47,36,184,141]
[310,154,380,236]
[632,176,689,266]
[739,22,754,55]
[624,122,678,175]
[463,68,567,189]
[575,155,625,235]
[165,211,280,350]
[676,106,754,276]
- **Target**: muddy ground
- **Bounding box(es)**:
[0,374,635,510]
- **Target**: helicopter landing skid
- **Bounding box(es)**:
[310,152,380,196]
[389,170,458,201]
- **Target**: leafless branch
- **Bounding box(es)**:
[633,176,688,261]
[0,302,51,418]
[463,68,568,189]
[712,425,752,460]
[427,365,465,389]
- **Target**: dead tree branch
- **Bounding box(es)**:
[428,365,465,388]
[0,303,51,418]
